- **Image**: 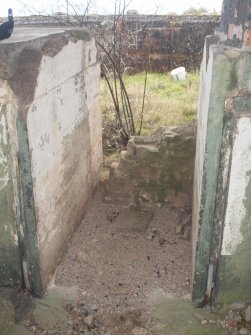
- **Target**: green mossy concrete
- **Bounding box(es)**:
[0,181,22,286]
[0,103,22,287]
[217,170,251,304]
[135,131,195,204]
[238,52,251,92]
[0,289,33,335]
[0,287,78,334]
[194,46,251,303]
[33,287,78,332]
[192,48,241,302]
[16,119,44,297]
[152,299,228,335]
[107,126,195,207]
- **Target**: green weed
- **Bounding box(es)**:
[101,72,199,135]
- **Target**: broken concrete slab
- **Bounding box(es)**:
[111,208,154,234]
[106,124,195,208]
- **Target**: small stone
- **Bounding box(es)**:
[230,331,240,335]
[239,328,250,335]
[185,278,190,285]
[104,195,112,203]
[77,251,88,262]
[230,302,246,310]
[131,327,149,335]
[84,315,94,327]
[182,226,191,240]
[170,284,177,290]
[141,193,151,201]
[194,313,204,322]
[147,229,157,241]
[245,305,251,323]
[233,312,242,323]
[175,225,182,234]
[89,304,98,312]
[228,310,234,319]
[201,320,208,325]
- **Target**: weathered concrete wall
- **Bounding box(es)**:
[106,124,195,208]
[0,29,102,294]
[192,30,251,302]
[12,15,220,73]
[221,0,250,45]
[218,96,251,302]
[0,82,22,287]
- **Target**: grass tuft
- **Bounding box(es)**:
[101,71,199,135]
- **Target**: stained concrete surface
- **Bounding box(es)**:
[152,296,228,335]
[0,27,68,43]
[0,287,237,335]
[0,28,102,293]
[0,287,78,335]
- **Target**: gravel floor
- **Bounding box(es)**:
[55,189,192,334]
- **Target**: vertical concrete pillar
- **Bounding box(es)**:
[192,0,251,303]
[0,29,102,295]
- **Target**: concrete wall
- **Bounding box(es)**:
[106,124,195,208]
[192,33,251,303]
[0,29,102,295]
[12,15,220,73]
[0,82,22,287]
[221,0,250,44]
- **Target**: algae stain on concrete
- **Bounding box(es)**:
[192,48,243,301]
[152,299,228,335]
[33,287,78,332]
[218,169,251,303]
[0,97,22,286]
[0,287,78,335]
[0,290,33,334]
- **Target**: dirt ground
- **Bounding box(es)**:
[2,189,250,335]
[54,189,192,334]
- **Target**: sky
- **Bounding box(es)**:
[0,0,222,17]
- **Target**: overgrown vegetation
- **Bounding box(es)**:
[19,0,201,150]
[101,71,199,151]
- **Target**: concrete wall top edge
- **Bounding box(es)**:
[0,28,91,78]
[210,42,245,56]
[0,29,93,116]
[0,28,91,46]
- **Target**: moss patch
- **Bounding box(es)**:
[153,299,228,335]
